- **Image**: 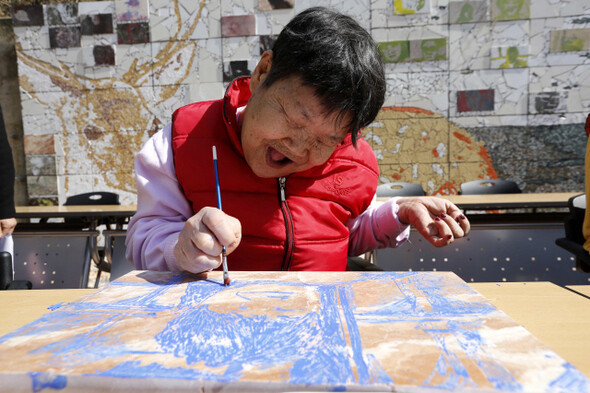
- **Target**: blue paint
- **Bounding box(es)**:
[29,372,67,392]
[235,290,296,301]
[549,363,590,392]
[47,302,65,311]
[4,271,589,392]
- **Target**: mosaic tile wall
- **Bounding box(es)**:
[8,0,590,203]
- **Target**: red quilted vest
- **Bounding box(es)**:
[171,77,378,271]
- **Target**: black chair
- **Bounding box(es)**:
[376,182,426,198]
[555,194,590,273]
[0,252,32,290]
[459,179,521,195]
[64,192,121,287]
[103,230,134,281]
[11,230,99,289]
[64,192,121,229]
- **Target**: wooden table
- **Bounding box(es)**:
[568,285,590,298]
[377,192,580,210]
[0,289,96,336]
[15,205,137,225]
[1,279,589,380]
[470,282,590,378]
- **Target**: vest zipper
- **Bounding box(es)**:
[278,176,295,271]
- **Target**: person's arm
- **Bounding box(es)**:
[0,104,16,238]
[126,125,241,273]
[125,124,192,271]
[347,197,410,256]
[348,196,470,256]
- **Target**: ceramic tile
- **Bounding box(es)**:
[449,22,492,71]
[222,35,260,61]
[25,155,57,176]
[450,69,528,116]
[151,41,199,86]
[371,0,449,28]
[13,26,50,50]
[24,135,55,155]
[80,14,114,35]
[490,0,530,21]
[117,21,150,44]
[188,82,225,103]
[490,45,530,69]
[448,1,487,24]
[220,14,256,37]
[256,9,295,36]
[27,174,58,197]
[115,0,149,22]
[78,1,116,15]
[258,0,294,12]
[44,4,79,26]
[11,5,44,27]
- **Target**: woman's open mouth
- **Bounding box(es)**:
[266,146,293,169]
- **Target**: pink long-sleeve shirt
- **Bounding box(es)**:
[125,124,410,271]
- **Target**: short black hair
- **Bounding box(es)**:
[262,7,385,147]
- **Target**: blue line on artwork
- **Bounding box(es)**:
[548,362,590,392]
[48,302,65,311]
[29,372,67,392]
[7,271,588,392]
[476,358,521,391]
[235,290,296,301]
[337,285,370,384]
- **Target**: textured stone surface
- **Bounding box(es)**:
[1,0,589,204]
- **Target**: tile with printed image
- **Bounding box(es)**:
[49,26,81,48]
[379,40,410,63]
[223,60,256,82]
[12,5,44,27]
[530,92,568,114]
[450,69,529,117]
[117,22,150,44]
[449,1,487,24]
[82,45,116,67]
[26,155,57,177]
[221,15,256,37]
[44,3,78,26]
[409,38,447,62]
[490,0,530,21]
[115,0,149,22]
[393,0,431,15]
[258,0,294,11]
[80,14,114,35]
[490,46,529,68]
[549,28,590,53]
[457,89,495,112]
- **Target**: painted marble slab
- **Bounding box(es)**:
[0,271,588,392]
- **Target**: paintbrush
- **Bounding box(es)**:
[212,146,230,286]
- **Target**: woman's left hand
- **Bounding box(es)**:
[396,197,470,247]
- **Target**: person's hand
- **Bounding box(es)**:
[0,217,17,238]
[396,197,470,247]
[174,207,241,274]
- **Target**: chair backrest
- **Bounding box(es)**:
[104,231,134,281]
[459,179,522,195]
[564,194,586,246]
[12,231,98,289]
[64,192,120,206]
[63,192,120,228]
[376,182,426,197]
